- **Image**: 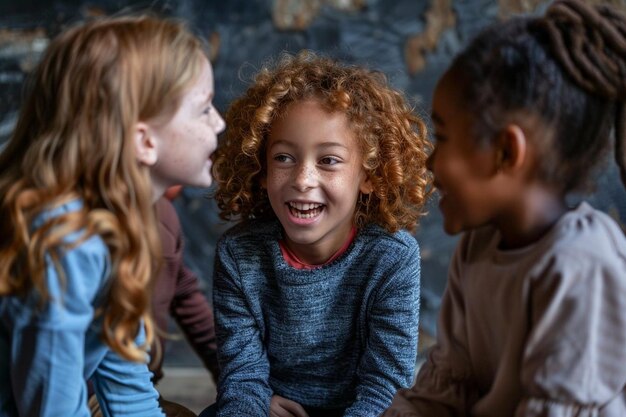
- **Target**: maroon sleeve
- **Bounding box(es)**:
[152,197,219,382]
[170,258,219,379]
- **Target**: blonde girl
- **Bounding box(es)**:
[0,15,223,416]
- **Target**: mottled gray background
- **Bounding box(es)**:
[1,0,625,367]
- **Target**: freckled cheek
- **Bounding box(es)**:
[162,130,184,164]
[323,174,360,204]
[181,124,206,144]
[266,170,291,193]
[324,176,345,191]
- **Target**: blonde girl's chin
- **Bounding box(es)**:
[193,173,214,189]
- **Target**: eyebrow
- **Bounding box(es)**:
[319,141,349,150]
[268,140,349,151]
[431,112,444,126]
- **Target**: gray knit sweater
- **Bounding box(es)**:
[213,219,420,417]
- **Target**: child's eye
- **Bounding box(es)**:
[274,154,293,163]
[320,156,340,165]
[202,106,212,115]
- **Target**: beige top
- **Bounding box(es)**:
[383,202,626,417]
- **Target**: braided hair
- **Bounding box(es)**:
[448,0,626,192]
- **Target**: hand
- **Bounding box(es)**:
[270,395,309,417]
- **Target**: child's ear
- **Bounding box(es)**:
[496,123,527,172]
[359,175,373,195]
[134,122,158,166]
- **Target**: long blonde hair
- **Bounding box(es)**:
[0,15,206,361]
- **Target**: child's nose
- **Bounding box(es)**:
[293,163,317,191]
[213,110,226,134]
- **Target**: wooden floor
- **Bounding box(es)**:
[158,367,217,415]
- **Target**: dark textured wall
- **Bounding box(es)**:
[1,0,625,344]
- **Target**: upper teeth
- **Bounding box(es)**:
[289,202,323,211]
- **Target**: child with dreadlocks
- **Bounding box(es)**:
[384,0,626,416]
[202,52,432,417]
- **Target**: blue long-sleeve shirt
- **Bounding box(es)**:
[0,199,163,416]
[214,219,421,417]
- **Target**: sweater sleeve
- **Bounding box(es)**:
[214,238,272,416]
[343,242,421,417]
[382,238,478,417]
[8,238,106,417]
[91,324,164,417]
[514,251,626,416]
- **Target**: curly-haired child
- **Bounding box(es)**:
[384,1,626,416]
[200,52,432,417]
[0,15,224,416]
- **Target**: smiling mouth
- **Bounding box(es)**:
[287,201,325,219]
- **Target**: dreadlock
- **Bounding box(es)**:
[543,0,626,187]
[447,0,626,192]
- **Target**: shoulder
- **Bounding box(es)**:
[214,220,278,286]
[57,234,110,300]
[58,210,111,295]
[37,200,110,290]
[217,218,279,254]
[547,203,626,264]
[353,227,421,298]
[34,231,110,308]
[356,225,420,271]
[35,199,110,262]
[523,204,626,293]
[359,225,419,254]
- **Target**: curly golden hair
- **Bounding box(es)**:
[0,15,206,361]
[213,52,432,233]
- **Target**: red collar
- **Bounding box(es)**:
[279,227,357,270]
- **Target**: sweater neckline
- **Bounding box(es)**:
[278,226,357,270]
[271,223,365,278]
